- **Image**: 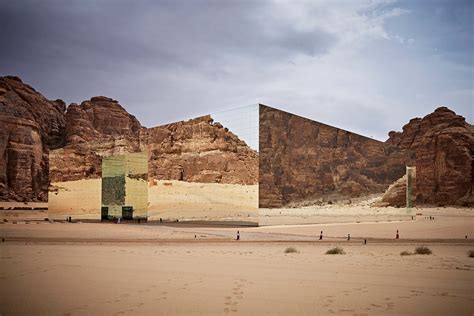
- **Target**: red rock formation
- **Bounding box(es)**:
[259,104,398,208]
[0,76,66,201]
[385,107,473,206]
[142,115,258,185]
[49,97,143,182]
[2,76,472,207]
[65,97,141,145]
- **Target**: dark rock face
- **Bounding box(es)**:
[142,115,258,185]
[385,107,473,206]
[0,76,66,201]
[258,104,400,208]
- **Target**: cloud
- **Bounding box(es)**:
[0,0,472,141]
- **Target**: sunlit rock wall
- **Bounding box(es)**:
[258,104,399,208]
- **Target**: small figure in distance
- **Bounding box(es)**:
[364,239,367,245]
[347,233,350,241]
[236,230,240,241]
[160,218,163,223]
[319,231,323,240]
[396,229,399,239]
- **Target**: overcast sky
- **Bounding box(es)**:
[1,0,472,140]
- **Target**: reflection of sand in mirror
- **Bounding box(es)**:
[48,179,101,220]
[148,180,258,222]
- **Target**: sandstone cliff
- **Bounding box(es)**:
[0,76,66,201]
[49,97,143,183]
[259,104,403,208]
[2,76,472,207]
[142,116,258,185]
[383,107,473,206]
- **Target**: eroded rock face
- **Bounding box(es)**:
[65,97,141,145]
[50,97,143,182]
[142,115,258,185]
[385,107,473,206]
[3,76,472,208]
[258,105,400,208]
[0,76,66,201]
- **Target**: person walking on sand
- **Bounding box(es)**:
[396,229,399,239]
[319,231,323,240]
[236,230,240,240]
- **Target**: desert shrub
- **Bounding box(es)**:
[325,247,345,255]
[400,251,412,256]
[468,250,474,258]
[414,246,432,255]
[284,247,298,253]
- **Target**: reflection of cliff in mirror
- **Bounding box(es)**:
[144,104,259,224]
[211,104,259,152]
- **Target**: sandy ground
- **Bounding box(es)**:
[148,181,258,222]
[1,209,473,315]
[48,179,102,220]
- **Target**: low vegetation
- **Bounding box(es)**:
[400,251,412,256]
[414,246,432,255]
[468,250,474,258]
[284,247,298,253]
[325,247,345,255]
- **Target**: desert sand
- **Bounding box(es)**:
[1,208,473,315]
[48,179,102,220]
[147,181,258,223]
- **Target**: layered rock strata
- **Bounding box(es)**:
[384,107,473,206]
[142,115,258,185]
[258,104,402,208]
[0,76,66,201]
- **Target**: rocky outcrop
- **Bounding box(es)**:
[373,171,417,208]
[142,115,258,185]
[49,97,143,182]
[65,97,141,145]
[385,107,473,206]
[0,76,66,201]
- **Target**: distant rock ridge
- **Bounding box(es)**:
[1,76,472,207]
